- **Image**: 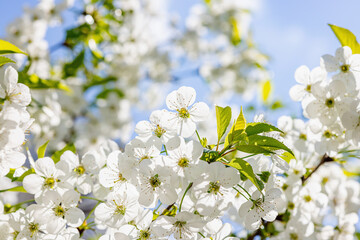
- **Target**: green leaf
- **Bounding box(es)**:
[215,106,232,142]
[230,17,241,46]
[200,149,219,163]
[278,152,295,164]
[200,137,208,148]
[248,135,294,157]
[163,205,178,217]
[328,24,360,54]
[270,100,284,110]
[64,24,92,49]
[0,39,27,55]
[261,80,272,103]
[355,232,360,240]
[96,88,124,99]
[63,50,85,78]
[235,107,246,130]
[10,168,35,182]
[84,75,117,90]
[224,129,246,148]
[37,140,50,158]
[257,171,271,183]
[0,56,15,67]
[5,169,15,179]
[224,107,246,147]
[229,158,264,191]
[0,186,27,193]
[236,145,275,155]
[51,144,76,163]
[245,122,283,136]
[18,73,71,92]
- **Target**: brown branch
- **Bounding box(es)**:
[301,153,334,184]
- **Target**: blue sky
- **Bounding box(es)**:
[251,0,360,116]
[1,0,359,118]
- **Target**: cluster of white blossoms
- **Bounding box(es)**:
[0,66,32,178]
[0,44,359,239]
[268,46,360,239]
[178,0,270,102]
[1,0,360,238]
[0,84,290,239]
[4,0,271,154]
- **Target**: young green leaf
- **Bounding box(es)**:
[248,135,294,157]
[0,56,15,67]
[18,73,72,92]
[10,168,35,182]
[96,88,124,99]
[200,149,219,163]
[257,171,271,183]
[0,186,27,193]
[215,106,232,142]
[235,106,246,130]
[0,39,27,55]
[261,80,272,103]
[245,122,283,136]
[37,140,50,158]
[278,152,295,164]
[236,145,275,155]
[63,50,85,78]
[224,107,246,147]
[51,143,77,163]
[228,158,264,192]
[328,24,360,54]
[230,17,241,46]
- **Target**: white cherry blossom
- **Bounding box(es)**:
[166,86,209,138]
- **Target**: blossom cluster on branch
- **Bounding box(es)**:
[4,0,268,153]
[0,0,359,239]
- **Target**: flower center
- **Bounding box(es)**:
[12,231,19,239]
[115,173,126,183]
[207,181,221,194]
[322,177,329,185]
[290,233,299,240]
[323,130,332,138]
[325,98,335,108]
[253,198,263,208]
[299,133,307,140]
[303,195,312,202]
[154,125,166,138]
[139,230,151,239]
[28,222,39,237]
[177,108,190,118]
[140,155,151,162]
[305,84,311,92]
[44,177,56,189]
[74,165,85,175]
[174,220,187,228]
[287,202,295,210]
[115,204,126,215]
[53,205,65,217]
[282,183,289,191]
[340,64,350,72]
[149,174,161,189]
[177,157,189,168]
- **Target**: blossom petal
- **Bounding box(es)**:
[65,207,85,227]
[34,157,56,177]
[23,174,44,194]
[320,54,339,72]
[294,65,310,84]
[189,102,209,122]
